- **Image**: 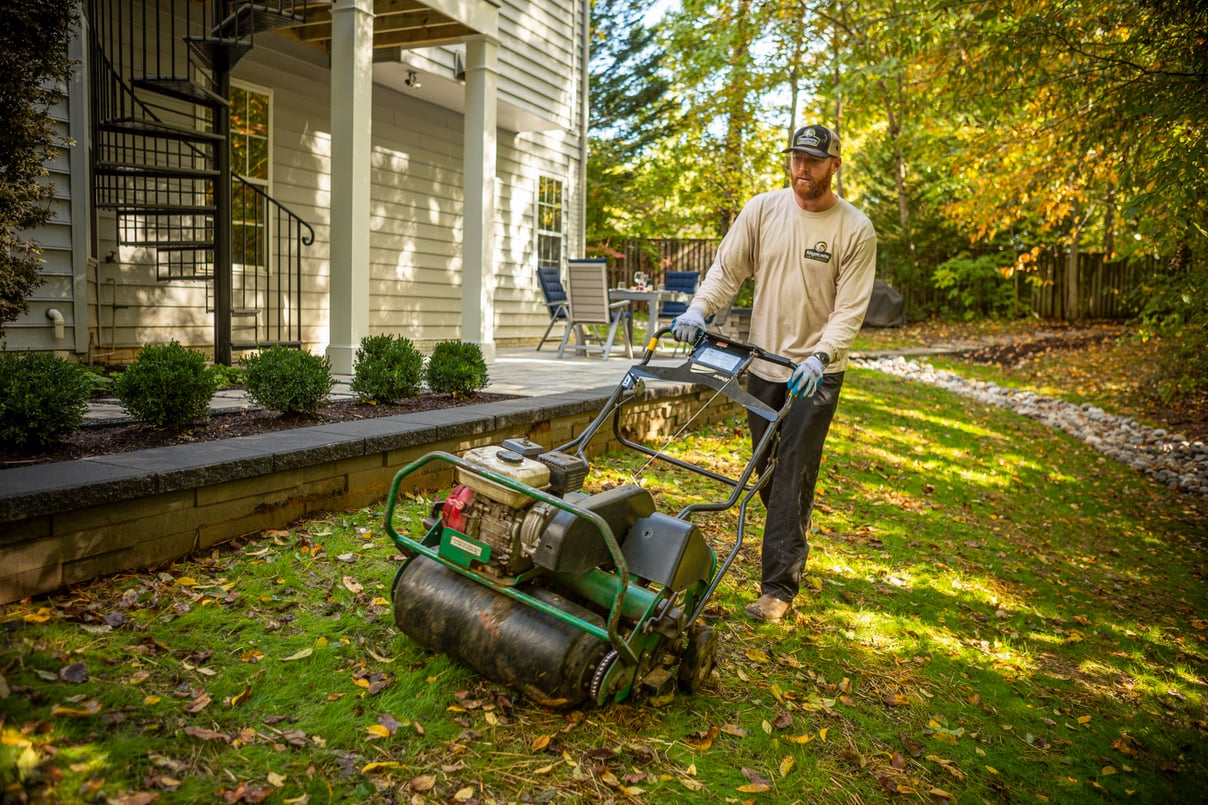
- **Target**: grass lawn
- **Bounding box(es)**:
[2,325,1205,804]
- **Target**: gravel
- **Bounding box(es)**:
[854,356,1208,499]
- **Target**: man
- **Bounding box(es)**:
[672,124,877,622]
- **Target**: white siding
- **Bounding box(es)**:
[14,0,588,358]
[10,96,79,354]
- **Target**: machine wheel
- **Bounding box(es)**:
[589,649,621,703]
[677,623,717,693]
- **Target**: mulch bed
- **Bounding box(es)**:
[0,392,518,469]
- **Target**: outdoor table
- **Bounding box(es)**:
[609,287,692,347]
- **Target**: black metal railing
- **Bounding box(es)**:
[228,175,315,348]
[86,0,314,351]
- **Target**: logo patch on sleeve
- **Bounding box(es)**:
[804,242,833,263]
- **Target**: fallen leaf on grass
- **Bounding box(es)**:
[342,576,363,594]
[361,761,405,773]
[51,699,103,718]
[926,755,965,781]
[745,648,770,663]
[365,647,394,663]
[221,781,272,802]
[737,782,772,794]
[22,608,54,624]
[114,793,159,805]
[410,774,436,791]
[185,692,212,713]
[59,662,88,683]
[183,726,230,743]
[682,725,720,750]
[900,733,925,756]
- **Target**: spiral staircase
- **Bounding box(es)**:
[87,0,317,363]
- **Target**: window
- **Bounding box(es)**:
[537,176,564,270]
[230,85,271,272]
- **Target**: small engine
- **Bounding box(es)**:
[436,439,588,578]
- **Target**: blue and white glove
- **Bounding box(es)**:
[787,355,826,398]
[671,308,707,343]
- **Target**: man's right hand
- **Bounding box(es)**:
[671,309,707,343]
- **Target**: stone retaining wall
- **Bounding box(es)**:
[0,384,738,603]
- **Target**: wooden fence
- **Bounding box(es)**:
[589,239,1157,323]
[1023,252,1152,320]
[591,238,721,290]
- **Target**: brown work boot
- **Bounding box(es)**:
[744,594,791,623]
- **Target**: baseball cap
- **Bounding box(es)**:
[783,125,840,158]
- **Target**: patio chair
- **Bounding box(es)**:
[536,266,570,351]
[657,270,700,323]
[656,270,701,353]
[556,258,634,361]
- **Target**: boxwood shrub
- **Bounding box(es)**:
[112,341,217,428]
[0,351,92,450]
[425,341,489,396]
[350,334,425,403]
[240,345,334,416]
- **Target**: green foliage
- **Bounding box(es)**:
[586,0,680,243]
[208,363,246,390]
[588,0,1207,340]
[350,334,425,403]
[931,252,1017,320]
[78,363,113,394]
[1131,249,1208,402]
[0,350,90,450]
[112,342,218,428]
[425,341,489,396]
[240,345,334,416]
[0,0,77,333]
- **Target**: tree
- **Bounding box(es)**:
[586,0,679,244]
[660,0,787,235]
[0,0,77,334]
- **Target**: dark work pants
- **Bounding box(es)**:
[747,372,845,602]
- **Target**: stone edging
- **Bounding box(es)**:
[1,381,738,603]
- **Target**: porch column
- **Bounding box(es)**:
[327,0,375,374]
[461,35,498,363]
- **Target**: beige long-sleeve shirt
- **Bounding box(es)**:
[688,188,877,383]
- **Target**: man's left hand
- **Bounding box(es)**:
[787,356,826,398]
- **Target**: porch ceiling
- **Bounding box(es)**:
[284,0,498,50]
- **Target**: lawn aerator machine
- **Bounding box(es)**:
[383,328,795,707]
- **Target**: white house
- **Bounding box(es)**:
[12,0,589,371]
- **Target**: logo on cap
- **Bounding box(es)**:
[796,129,822,148]
[784,124,840,157]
